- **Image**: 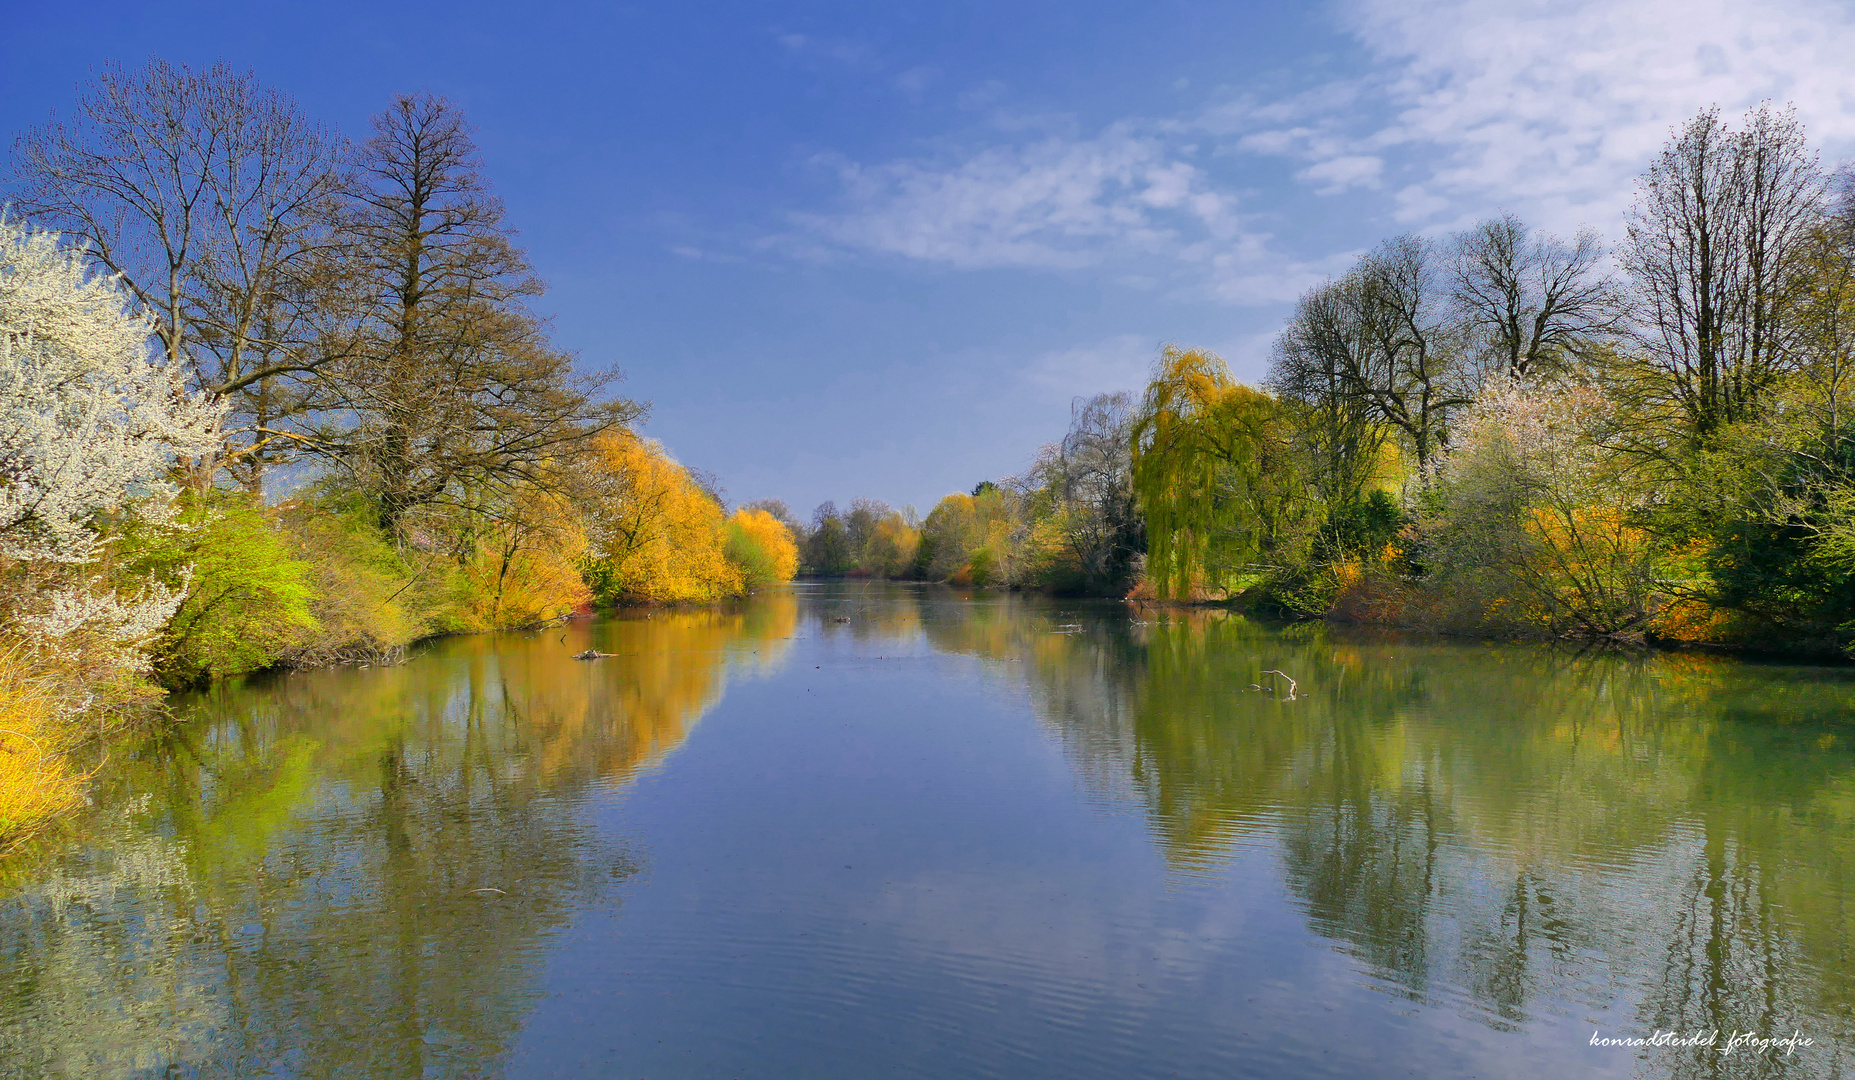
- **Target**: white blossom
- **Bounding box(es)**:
[0,218,224,669]
[0,218,224,565]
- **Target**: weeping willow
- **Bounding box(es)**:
[1130,346,1311,599]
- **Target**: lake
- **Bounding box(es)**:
[3,582,1853,1078]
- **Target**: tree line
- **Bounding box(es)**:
[776,388,1141,596]
[818,103,1855,657]
[0,61,799,850]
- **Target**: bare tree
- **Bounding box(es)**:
[1621,103,1826,441]
[1270,283,1386,509]
[1357,235,1477,469]
[1451,214,1621,379]
[8,60,348,489]
[312,93,637,535]
[1270,237,1471,474]
[1022,392,1141,592]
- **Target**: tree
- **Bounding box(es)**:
[917,487,1023,585]
[1418,376,1653,637]
[9,59,348,490]
[1270,238,1473,475]
[1270,284,1389,513]
[1660,182,1855,649]
[844,497,890,569]
[1351,236,1475,470]
[836,497,917,577]
[1450,215,1621,379]
[313,93,637,535]
[579,432,740,603]
[1131,346,1311,599]
[0,218,223,679]
[803,501,853,575]
[113,492,318,685]
[456,466,591,629]
[1621,104,1826,443]
[742,498,802,538]
[725,508,799,588]
[1021,392,1142,594]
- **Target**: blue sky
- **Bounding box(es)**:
[5,0,1854,515]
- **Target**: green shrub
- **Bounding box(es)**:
[114,493,318,686]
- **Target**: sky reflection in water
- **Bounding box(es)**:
[3,583,1853,1079]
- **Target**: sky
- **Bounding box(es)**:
[5,0,1855,515]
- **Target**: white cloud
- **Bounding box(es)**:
[775,31,879,70]
[792,126,1243,271]
[1295,154,1382,194]
[1315,0,1855,231]
[895,65,939,100]
[1207,249,1361,307]
[782,0,1855,301]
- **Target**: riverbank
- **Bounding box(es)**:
[0,496,803,856]
[1124,577,1855,663]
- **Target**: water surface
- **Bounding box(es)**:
[4,584,1854,1078]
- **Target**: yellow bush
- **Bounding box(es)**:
[0,650,86,854]
[460,482,592,628]
[276,502,426,664]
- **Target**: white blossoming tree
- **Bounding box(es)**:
[0,218,224,680]
[1417,375,1654,637]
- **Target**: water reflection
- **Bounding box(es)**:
[5,586,1855,1079]
[921,600,1855,1076]
[0,597,796,1078]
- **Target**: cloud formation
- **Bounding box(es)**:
[792,125,1242,271]
[1260,0,1855,232]
[791,0,1855,301]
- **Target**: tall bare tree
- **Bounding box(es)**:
[1450,214,1621,379]
[313,93,637,536]
[1270,282,1386,509]
[1271,236,1471,474]
[8,60,348,489]
[1621,104,1826,441]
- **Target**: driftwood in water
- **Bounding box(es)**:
[573,649,618,660]
[1250,669,1298,700]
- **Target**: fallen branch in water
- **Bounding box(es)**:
[1260,670,1298,700]
[573,650,617,660]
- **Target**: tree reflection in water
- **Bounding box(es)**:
[0,597,797,1078]
[923,598,1855,1078]
[5,588,1854,1080]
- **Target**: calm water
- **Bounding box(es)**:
[4,583,1855,1079]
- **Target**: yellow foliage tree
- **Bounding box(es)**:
[919,487,1024,585]
[865,512,920,578]
[725,508,799,589]
[580,433,743,603]
[460,475,593,629]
